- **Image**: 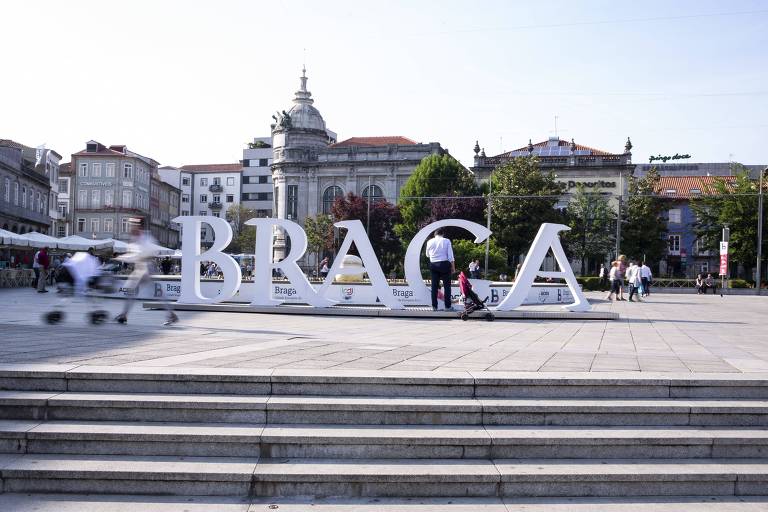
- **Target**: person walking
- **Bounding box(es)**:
[606,261,621,300]
[640,262,652,297]
[627,261,642,302]
[616,255,628,301]
[468,260,478,279]
[34,246,50,293]
[160,257,172,275]
[598,263,607,291]
[425,228,455,311]
[114,224,177,326]
[319,257,330,279]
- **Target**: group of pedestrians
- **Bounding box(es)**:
[603,255,652,302]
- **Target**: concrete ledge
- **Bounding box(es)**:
[143,302,619,321]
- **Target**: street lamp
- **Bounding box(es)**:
[756,167,766,295]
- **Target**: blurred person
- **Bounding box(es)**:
[114,223,177,326]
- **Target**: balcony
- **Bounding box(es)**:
[209,184,223,192]
[209,202,223,210]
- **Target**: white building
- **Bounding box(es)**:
[240,137,274,217]
[177,164,242,245]
[57,163,72,237]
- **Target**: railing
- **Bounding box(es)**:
[209,202,223,209]
[209,184,223,192]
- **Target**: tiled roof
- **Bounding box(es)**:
[179,163,243,173]
[72,141,126,157]
[655,176,736,198]
[0,139,28,150]
[330,136,418,148]
[59,162,71,174]
[503,139,614,157]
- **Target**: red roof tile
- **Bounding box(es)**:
[330,136,417,148]
[179,163,243,173]
[655,176,736,198]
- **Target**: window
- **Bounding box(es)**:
[105,163,115,177]
[104,190,113,207]
[664,189,676,196]
[79,163,88,177]
[58,203,68,217]
[259,158,268,167]
[668,234,681,255]
[200,210,207,216]
[213,177,221,185]
[241,192,273,201]
[200,194,208,203]
[58,179,67,193]
[86,142,98,153]
[362,184,384,203]
[92,163,102,177]
[690,188,701,195]
[182,177,190,186]
[182,194,190,203]
[91,189,101,208]
[695,237,710,255]
[668,208,681,224]
[200,178,208,186]
[90,218,100,233]
[57,225,66,237]
[78,190,88,208]
[122,190,132,208]
[13,183,18,205]
[226,194,234,203]
[226,177,234,186]
[287,184,298,220]
[123,163,133,179]
[700,261,709,273]
[274,186,279,215]
[201,226,207,238]
[259,175,269,184]
[3,178,8,202]
[104,218,113,233]
[121,217,130,233]
[77,218,86,233]
[323,186,343,214]
[212,194,221,203]
[181,210,189,216]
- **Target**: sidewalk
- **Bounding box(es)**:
[1,288,767,374]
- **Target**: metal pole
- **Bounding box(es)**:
[484,174,491,279]
[366,176,371,234]
[756,168,765,295]
[615,170,623,260]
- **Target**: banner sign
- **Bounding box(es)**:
[719,241,729,276]
[168,217,592,312]
[102,278,574,307]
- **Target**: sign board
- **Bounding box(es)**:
[719,241,728,276]
[166,217,592,312]
[100,278,574,307]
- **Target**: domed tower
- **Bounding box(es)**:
[271,67,331,164]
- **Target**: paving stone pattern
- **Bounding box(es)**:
[1,288,767,373]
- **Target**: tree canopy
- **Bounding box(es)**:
[225,204,260,253]
[621,167,669,266]
[395,154,478,242]
[563,183,616,275]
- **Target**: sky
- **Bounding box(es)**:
[2,0,767,168]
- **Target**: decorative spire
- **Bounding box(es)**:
[473,140,480,155]
[294,67,313,105]
[480,148,486,158]
[625,136,633,153]
[527,139,534,153]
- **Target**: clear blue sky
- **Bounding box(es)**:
[2,0,766,168]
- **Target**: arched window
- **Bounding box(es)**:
[322,186,343,214]
[362,184,384,203]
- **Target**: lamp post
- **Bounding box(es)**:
[484,172,492,280]
[756,167,765,295]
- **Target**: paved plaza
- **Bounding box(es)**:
[1,288,767,374]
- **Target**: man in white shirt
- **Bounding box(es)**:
[627,261,642,302]
[640,262,652,297]
[425,228,455,311]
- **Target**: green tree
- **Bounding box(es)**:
[564,183,616,275]
[452,238,508,276]
[225,205,260,253]
[691,165,765,277]
[489,156,563,264]
[395,154,478,242]
[621,167,669,266]
[304,214,335,273]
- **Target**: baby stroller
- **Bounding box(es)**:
[458,271,494,321]
[44,252,116,325]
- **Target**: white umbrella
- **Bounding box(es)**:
[58,235,113,251]
[17,231,65,249]
[0,228,29,247]
[103,239,129,253]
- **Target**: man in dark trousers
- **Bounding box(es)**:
[425,228,455,311]
[34,246,50,293]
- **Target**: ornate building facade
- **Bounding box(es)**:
[270,69,445,263]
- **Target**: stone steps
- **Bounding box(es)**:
[1,455,767,497]
[3,365,768,398]
[2,420,768,459]
[3,391,768,426]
